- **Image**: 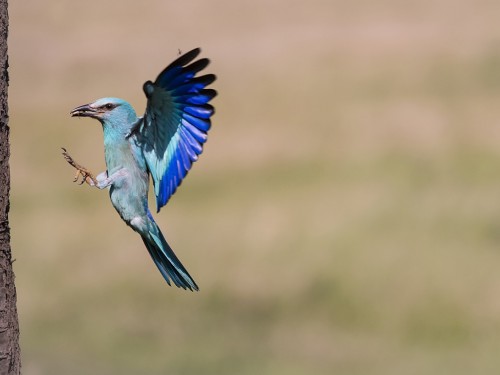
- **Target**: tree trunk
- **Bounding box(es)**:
[0,0,20,374]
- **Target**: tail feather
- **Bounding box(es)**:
[141,222,199,291]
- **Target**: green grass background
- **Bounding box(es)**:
[9,0,500,374]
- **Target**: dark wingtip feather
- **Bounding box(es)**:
[196,74,216,86]
[171,74,217,96]
[155,48,202,83]
[185,58,210,74]
[172,48,202,68]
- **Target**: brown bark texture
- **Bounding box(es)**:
[0,0,20,374]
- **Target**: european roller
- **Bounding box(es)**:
[62,48,216,291]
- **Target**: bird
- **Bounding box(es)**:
[62,48,217,291]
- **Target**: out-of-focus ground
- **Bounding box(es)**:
[9,1,500,374]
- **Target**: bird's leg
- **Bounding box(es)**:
[94,168,128,190]
[61,148,98,186]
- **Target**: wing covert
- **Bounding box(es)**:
[139,48,217,212]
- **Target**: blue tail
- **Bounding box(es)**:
[141,221,199,291]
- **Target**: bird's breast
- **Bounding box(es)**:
[108,163,149,220]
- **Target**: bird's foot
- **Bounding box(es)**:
[61,147,98,186]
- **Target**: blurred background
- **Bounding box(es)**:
[8,0,500,374]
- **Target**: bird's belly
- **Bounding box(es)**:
[109,184,147,224]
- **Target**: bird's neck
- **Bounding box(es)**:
[103,127,133,173]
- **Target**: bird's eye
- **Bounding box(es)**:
[104,103,115,110]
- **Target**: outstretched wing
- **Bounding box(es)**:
[138,48,217,212]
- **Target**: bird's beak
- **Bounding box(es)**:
[70,103,100,119]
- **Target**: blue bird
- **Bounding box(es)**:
[63,48,216,291]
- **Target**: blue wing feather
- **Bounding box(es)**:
[171,75,217,95]
[179,126,203,155]
[181,118,208,143]
[183,113,211,131]
[139,50,216,212]
[177,140,192,172]
[175,89,217,105]
[184,105,214,119]
[165,59,210,89]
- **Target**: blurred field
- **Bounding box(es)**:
[8,0,500,374]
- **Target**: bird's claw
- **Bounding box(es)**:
[61,147,98,186]
[73,169,95,186]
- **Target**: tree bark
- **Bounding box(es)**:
[0,1,20,374]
